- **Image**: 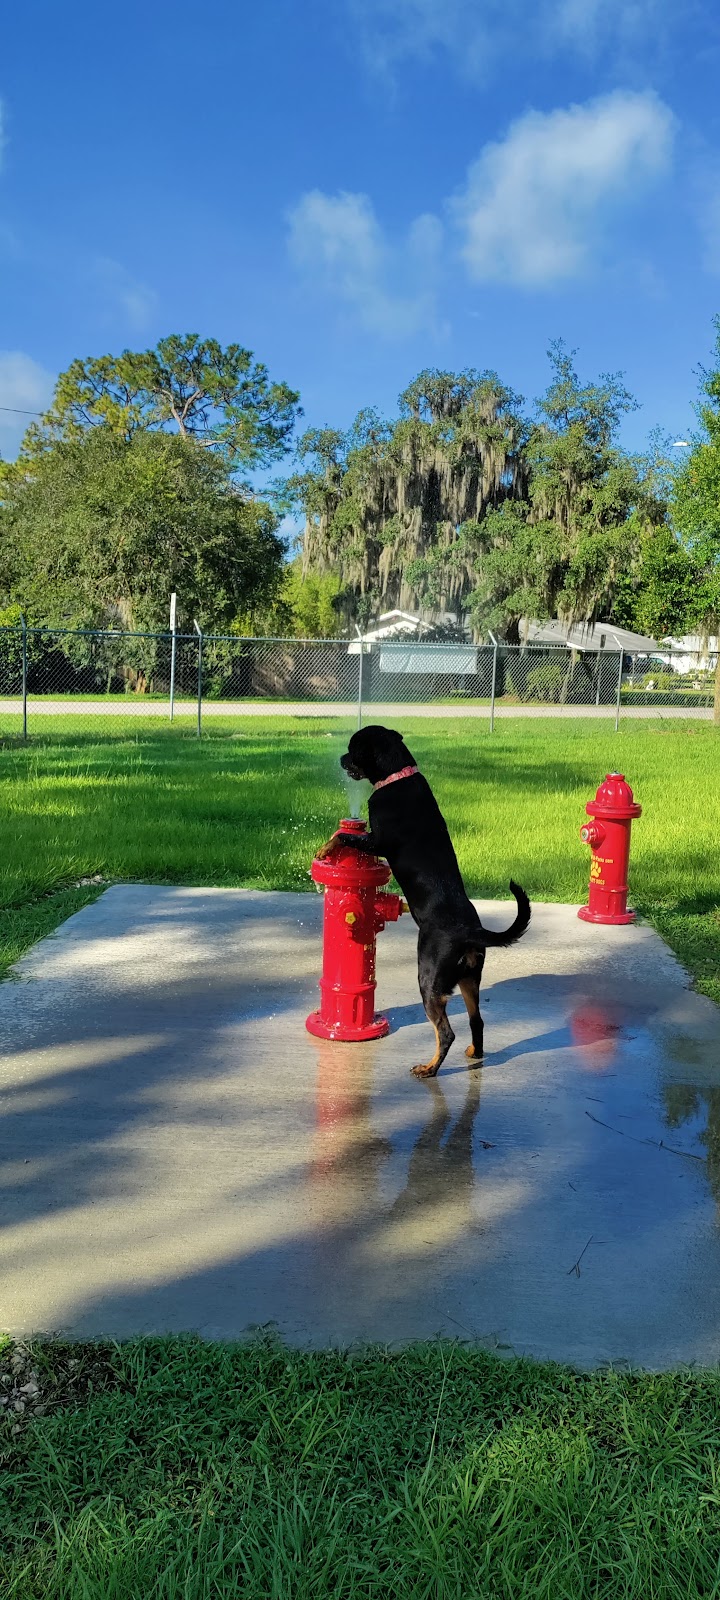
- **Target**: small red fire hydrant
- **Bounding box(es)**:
[306,818,408,1041]
[578,773,642,925]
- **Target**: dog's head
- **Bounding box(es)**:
[340,725,416,786]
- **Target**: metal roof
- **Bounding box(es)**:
[347,610,662,655]
[348,610,431,652]
[524,619,660,654]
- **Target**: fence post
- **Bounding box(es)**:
[595,634,606,706]
[614,650,623,733]
[488,632,498,732]
[355,626,364,729]
[193,619,203,739]
[20,615,28,740]
[169,592,177,722]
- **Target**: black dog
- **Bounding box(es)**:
[330,725,531,1078]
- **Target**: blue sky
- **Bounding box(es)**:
[2,0,720,464]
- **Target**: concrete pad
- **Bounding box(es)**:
[1,886,719,1368]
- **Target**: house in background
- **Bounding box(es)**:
[347,610,714,676]
[523,619,660,655]
[662,633,719,672]
[525,620,716,674]
[346,610,431,649]
[348,610,476,674]
[350,612,662,655]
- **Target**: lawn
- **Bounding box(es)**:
[0,714,718,1000]
[2,1335,720,1599]
[1,716,720,1597]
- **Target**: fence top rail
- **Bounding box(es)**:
[0,624,715,662]
[5,625,195,642]
[1,626,361,644]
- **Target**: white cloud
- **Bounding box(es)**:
[348,0,491,78]
[92,257,158,331]
[287,91,676,330]
[0,352,55,460]
[287,189,443,338]
[347,0,670,77]
[452,91,676,286]
[551,0,662,53]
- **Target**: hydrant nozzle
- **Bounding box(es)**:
[580,822,605,849]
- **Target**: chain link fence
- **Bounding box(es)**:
[0,625,716,737]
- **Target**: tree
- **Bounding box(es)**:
[289,371,528,623]
[610,524,698,640]
[229,559,346,638]
[671,317,720,721]
[23,335,301,476]
[1,427,285,633]
[456,345,666,641]
[292,349,665,642]
[281,561,345,637]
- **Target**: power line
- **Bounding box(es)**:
[0,403,45,416]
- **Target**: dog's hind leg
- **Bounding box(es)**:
[412,934,456,1078]
[411,990,455,1079]
[458,975,484,1064]
[411,931,461,1079]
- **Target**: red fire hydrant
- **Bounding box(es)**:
[306,818,408,1041]
[578,773,642,925]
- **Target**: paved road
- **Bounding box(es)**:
[2,888,719,1366]
[0,699,713,719]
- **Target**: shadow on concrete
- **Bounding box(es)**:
[2,890,720,1365]
[15,1056,498,1346]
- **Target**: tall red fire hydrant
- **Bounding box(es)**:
[306,818,408,1041]
[578,773,642,925]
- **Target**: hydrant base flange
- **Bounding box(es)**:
[578,905,636,926]
[306,1010,390,1042]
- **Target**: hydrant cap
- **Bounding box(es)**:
[310,824,391,888]
[586,772,642,819]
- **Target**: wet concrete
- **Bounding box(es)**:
[1,886,719,1368]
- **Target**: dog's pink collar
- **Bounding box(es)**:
[373,764,419,792]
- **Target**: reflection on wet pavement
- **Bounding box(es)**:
[310,1040,484,1243]
[663,1084,720,1203]
[2,888,720,1366]
[388,1076,482,1227]
[570,1003,622,1072]
[310,1040,392,1207]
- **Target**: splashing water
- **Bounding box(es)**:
[345,779,362,820]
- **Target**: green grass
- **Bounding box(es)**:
[2,1335,720,1598]
[0,715,718,999]
[1,720,719,1595]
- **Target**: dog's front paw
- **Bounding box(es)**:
[314,837,338,861]
[465,1045,484,1062]
[411,1062,441,1079]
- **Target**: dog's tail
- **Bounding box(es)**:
[468,881,531,948]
